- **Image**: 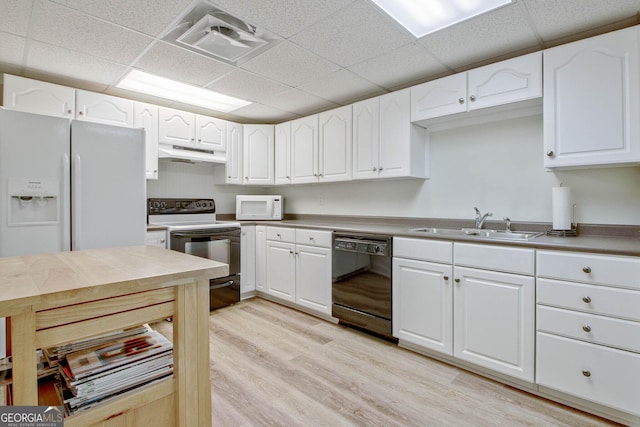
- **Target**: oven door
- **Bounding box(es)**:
[170,227,240,276]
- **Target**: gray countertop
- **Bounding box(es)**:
[239,217,640,257]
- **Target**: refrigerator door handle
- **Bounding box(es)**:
[71,154,81,250]
[62,154,71,252]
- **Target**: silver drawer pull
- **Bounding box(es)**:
[582,325,592,332]
[582,296,592,303]
[582,266,592,273]
[443,275,449,281]
[582,370,591,378]
[276,233,281,238]
[454,278,461,283]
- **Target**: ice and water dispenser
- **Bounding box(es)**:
[8,178,59,226]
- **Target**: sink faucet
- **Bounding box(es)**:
[474,207,493,229]
[503,216,512,233]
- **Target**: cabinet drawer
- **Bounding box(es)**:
[266,227,296,242]
[537,278,640,322]
[537,250,640,290]
[393,237,452,264]
[537,332,640,416]
[454,243,534,275]
[537,305,640,353]
[296,229,331,248]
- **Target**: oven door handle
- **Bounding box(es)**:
[210,280,235,290]
[171,229,237,238]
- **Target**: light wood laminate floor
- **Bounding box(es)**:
[155,298,620,427]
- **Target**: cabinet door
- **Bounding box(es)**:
[196,115,226,152]
[134,102,159,180]
[319,105,352,183]
[393,257,453,355]
[453,266,534,382]
[352,97,380,180]
[145,230,167,248]
[241,225,256,294]
[158,107,195,148]
[3,74,75,118]
[255,226,266,292]
[274,122,292,185]
[295,245,332,315]
[76,90,134,127]
[467,52,542,111]
[243,125,274,185]
[379,89,411,178]
[266,240,296,302]
[411,73,467,121]
[225,122,243,184]
[543,26,640,168]
[291,115,319,184]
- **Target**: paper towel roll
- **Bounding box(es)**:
[552,186,572,230]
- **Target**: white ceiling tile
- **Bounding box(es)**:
[0,32,26,72]
[259,88,339,116]
[207,0,353,38]
[521,0,640,41]
[241,41,340,88]
[0,0,33,37]
[230,102,300,123]
[24,40,126,86]
[348,43,449,89]
[298,69,385,104]
[207,69,291,103]
[290,0,414,68]
[51,0,194,36]
[30,0,153,65]
[418,2,541,69]
[134,41,235,86]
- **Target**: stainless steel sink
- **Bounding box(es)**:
[410,227,543,241]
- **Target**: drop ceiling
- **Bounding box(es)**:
[1,0,639,124]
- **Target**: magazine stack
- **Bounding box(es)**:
[44,324,173,415]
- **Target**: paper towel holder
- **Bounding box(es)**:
[547,203,577,237]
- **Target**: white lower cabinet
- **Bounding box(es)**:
[255,225,266,292]
[240,225,256,295]
[393,238,534,383]
[265,227,332,315]
[145,229,167,248]
[536,250,640,418]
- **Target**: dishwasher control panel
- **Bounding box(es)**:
[333,236,389,256]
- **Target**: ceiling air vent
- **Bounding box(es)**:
[163,2,280,65]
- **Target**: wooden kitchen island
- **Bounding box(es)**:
[0,245,227,427]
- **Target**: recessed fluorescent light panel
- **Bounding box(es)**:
[116,70,251,113]
[370,0,514,38]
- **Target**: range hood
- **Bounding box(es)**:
[158,144,226,164]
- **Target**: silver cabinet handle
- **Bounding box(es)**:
[309,237,315,241]
[582,296,592,303]
[67,109,73,114]
[286,176,290,179]
[582,370,591,378]
[582,266,592,273]
[289,250,294,254]
[379,166,384,171]
[443,275,449,281]
[469,95,476,102]
[546,150,554,157]
[458,97,464,104]
[78,111,84,115]
[373,167,377,171]
[582,325,592,332]
[198,139,202,142]
[454,278,461,283]
[228,176,231,179]
[276,233,281,238]
[245,176,249,180]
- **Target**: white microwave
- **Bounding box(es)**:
[236,195,283,220]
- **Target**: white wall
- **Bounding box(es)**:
[272,115,640,225]
[146,160,260,213]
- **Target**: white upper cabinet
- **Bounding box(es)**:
[411,52,542,127]
[543,26,640,168]
[75,90,134,127]
[275,122,292,185]
[319,105,352,183]
[196,115,226,152]
[353,90,428,180]
[3,74,75,118]
[158,107,196,148]
[291,115,319,184]
[225,122,243,184]
[133,102,159,180]
[243,124,274,185]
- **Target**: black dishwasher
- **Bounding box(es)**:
[332,232,395,340]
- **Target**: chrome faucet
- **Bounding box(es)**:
[503,216,512,233]
[474,207,492,229]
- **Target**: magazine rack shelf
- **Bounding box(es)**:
[0,246,228,427]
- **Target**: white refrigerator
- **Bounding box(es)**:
[0,108,147,356]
